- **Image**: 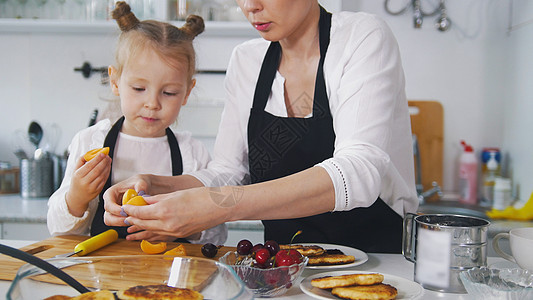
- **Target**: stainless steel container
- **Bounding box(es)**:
[20,157,54,198]
[403,213,490,293]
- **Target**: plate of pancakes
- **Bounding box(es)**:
[300,270,424,300]
[280,243,368,269]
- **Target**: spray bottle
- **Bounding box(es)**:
[459,140,478,204]
[481,151,499,207]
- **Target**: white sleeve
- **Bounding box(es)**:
[177,132,228,244]
[316,14,417,215]
[186,223,228,245]
[47,120,110,236]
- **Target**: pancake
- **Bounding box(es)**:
[116,284,203,300]
[311,273,384,289]
[71,290,115,300]
[308,253,356,266]
[279,244,325,256]
[331,283,398,300]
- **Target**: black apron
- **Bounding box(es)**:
[90,116,184,239]
[247,7,403,253]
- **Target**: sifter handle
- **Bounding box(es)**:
[74,229,118,256]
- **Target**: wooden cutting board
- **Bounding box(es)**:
[0,235,236,285]
[409,100,444,201]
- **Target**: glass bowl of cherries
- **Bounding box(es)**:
[219,238,308,297]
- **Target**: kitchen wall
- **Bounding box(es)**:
[1,0,532,200]
[346,0,533,201]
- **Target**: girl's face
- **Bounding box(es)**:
[110,49,194,138]
[236,0,318,42]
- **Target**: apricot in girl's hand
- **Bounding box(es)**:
[122,189,138,205]
[125,196,148,206]
[83,147,110,161]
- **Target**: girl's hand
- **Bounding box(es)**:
[66,153,111,217]
[102,174,153,227]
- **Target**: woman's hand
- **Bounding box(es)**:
[66,153,111,217]
[109,187,231,239]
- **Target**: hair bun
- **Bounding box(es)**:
[112,1,140,32]
[180,15,205,39]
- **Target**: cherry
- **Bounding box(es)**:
[275,249,302,267]
[255,248,270,265]
[236,239,253,255]
[201,243,219,258]
[251,243,264,255]
[264,240,280,256]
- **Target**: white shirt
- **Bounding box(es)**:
[47,119,227,245]
[191,11,418,217]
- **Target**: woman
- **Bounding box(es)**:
[103,0,418,253]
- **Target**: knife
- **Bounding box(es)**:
[19,229,119,278]
[55,229,119,258]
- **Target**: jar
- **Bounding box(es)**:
[0,161,19,194]
[492,177,512,210]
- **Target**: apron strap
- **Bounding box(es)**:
[90,117,183,237]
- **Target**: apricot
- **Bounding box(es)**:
[164,244,187,256]
[140,240,167,254]
[125,195,148,206]
[83,147,109,161]
[122,189,138,205]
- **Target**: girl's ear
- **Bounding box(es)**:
[109,66,120,96]
[182,79,196,106]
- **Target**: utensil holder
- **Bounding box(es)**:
[20,158,54,198]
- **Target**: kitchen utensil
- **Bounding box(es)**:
[435,0,451,31]
[28,121,43,149]
[493,227,533,271]
[0,243,90,296]
[88,109,98,127]
[40,123,61,154]
[20,157,53,198]
[11,130,33,161]
[403,213,490,293]
[8,255,252,300]
[62,229,119,258]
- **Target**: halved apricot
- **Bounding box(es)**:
[83,147,110,161]
[122,189,138,205]
[140,240,167,254]
[164,244,187,256]
[125,195,148,206]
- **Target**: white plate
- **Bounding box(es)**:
[300,271,424,300]
[299,243,368,269]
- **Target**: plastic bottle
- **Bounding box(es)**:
[493,177,512,210]
[458,140,478,204]
[480,152,499,207]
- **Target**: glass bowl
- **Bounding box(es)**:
[219,251,308,298]
[7,255,253,300]
[460,266,533,299]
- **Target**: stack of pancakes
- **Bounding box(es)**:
[279,244,356,266]
[311,273,397,300]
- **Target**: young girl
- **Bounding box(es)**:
[47,1,227,245]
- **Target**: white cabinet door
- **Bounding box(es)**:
[2,222,51,240]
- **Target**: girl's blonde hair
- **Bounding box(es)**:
[111,1,204,84]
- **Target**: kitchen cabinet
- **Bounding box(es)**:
[0,222,50,240]
[0,18,257,37]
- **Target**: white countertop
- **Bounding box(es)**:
[0,239,512,300]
